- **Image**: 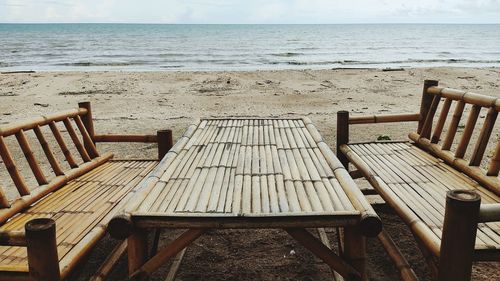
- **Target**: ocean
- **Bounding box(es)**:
[0,24,499,71]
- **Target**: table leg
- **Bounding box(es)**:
[285,228,362,281]
[130,228,205,281]
[343,226,368,281]
[128,229,149,276]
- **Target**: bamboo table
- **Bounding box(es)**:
[108,118,382,281]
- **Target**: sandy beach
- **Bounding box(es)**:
[1,67,499,280]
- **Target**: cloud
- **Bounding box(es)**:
[0,0,499,23]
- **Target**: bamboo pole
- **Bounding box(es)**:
[487,142,500,176]
[33,125,64,176]
[418,80,439,134]
[455,105,481,159]
[337,111,350,169]
[348,113,420,125]
[470,108,498,166]
[343,226,367,281]
[49,121,78,168]
[427,87,499,110]
[157,129,173,160]
[478,203,500,222]
[438,190,480,281]
[93,134,158,143]
[441,101,465,151]
[130,228,205,281]
[0,230,27,246]
[431,98,452,144]
[77,102,95,139]
[74,115,99,158]
[89,237,127,281]
[0,135,30,196]
[0,108,88,137]
[128,229,148,276]
[420,94,442,139]
[377,230,419,281]
[285,228,362,281]
[25,218,61,281]
[63,118,91,162]
[15,130,48,185]
[164,248,187,281]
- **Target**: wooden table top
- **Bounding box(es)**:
[127,118,374,228]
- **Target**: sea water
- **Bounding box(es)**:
[1,24,499,71]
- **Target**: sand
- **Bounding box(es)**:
[0,67,499,280]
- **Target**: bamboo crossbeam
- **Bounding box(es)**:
[427,86,500,110]
[0,108,88,137]
[348,113,420,125]
[478,203,500,222]
[93,134,158,143]
[130,229,205,280]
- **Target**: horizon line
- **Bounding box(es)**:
[1,22,500,25]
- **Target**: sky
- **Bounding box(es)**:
[0,0,499,24]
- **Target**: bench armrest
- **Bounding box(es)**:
[336,111,420,168]
[479,203,500,222]
[0,230,26,246]
[93,130,173,160]
[348,113,420,125]
[93,134,158,143]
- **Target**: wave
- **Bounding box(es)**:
[263,58,500,66]
[55,60,152,67]
[270,52,303,57]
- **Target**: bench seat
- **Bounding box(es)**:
[0,160,157,274]
[341,142,500,254]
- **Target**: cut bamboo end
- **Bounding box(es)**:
[25,218,61,281]
[108,213,134,240]
[359,213,383,237]
[446,190,481,206]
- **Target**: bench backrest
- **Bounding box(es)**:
[0,102,110,223]
[411,80,499,195]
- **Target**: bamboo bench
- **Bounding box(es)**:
[337,80,500,281]
[0,102,172,281]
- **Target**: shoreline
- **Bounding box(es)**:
[1,65,499,74]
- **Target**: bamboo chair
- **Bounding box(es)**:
[0,102,172,281]
[337,80,500,281]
